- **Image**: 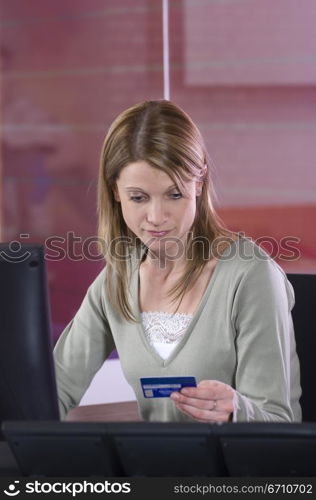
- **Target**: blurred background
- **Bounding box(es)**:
[1,0,315,402]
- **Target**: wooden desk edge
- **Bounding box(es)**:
[66,400,141,422]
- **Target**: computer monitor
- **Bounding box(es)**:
[3,420,316,477]
[217,422,316,477]
[0,243,60,434]
[1,421,226,477]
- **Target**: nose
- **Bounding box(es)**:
[146,200,167,227]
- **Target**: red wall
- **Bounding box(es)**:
[1,0,315,341]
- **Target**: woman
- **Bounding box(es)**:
[54,100,301,423]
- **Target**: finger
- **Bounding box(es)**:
[180,385,233,401]
[174,402,230,423]
[198,380,234,396]
[171,392,234,415]
[179,396,233,414]
[179,387,222,400]
[171,392,218,410]
[198,379,222,388]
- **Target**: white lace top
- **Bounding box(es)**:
[141,311,193,360]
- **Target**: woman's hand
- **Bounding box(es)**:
[170,380,235,422]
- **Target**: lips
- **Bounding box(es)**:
[146,230,171,237]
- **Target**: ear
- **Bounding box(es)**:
[196,181,203,197]
[113,186,121,202]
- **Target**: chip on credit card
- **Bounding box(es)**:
[140,376,197,398]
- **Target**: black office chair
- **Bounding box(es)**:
[287,273,316,422]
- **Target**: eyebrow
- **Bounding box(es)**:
[124,184,178,192]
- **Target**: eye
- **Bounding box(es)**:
[169,192,182,200]
[129,195,146,203]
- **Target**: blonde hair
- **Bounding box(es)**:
[98,100,236,321]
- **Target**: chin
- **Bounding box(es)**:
[147,240,179,256]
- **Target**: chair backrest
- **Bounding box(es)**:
[287,273,316,422]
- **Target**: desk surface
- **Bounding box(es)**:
[66,401,141,422]
[0,401,141,475]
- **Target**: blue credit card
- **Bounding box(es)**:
[140,376,197,398]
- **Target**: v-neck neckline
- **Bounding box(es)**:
[131,247,226,367]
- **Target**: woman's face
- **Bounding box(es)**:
[114,161,202,258]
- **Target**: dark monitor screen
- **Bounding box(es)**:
[2,421,316,477]
[0,243,60,432]
[2,421,226,477]
[217,422,316,477]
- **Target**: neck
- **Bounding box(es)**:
[142,249,187,277]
